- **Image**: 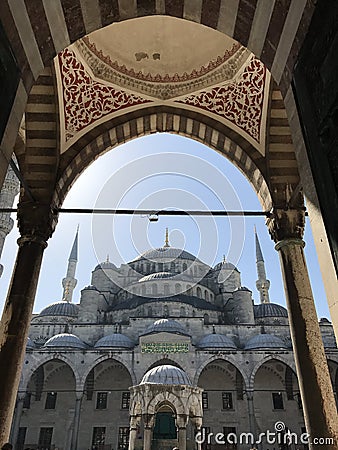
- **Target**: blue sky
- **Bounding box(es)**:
[0,133,331,319]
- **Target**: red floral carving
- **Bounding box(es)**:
[176,57,266,143]
[58,49,151,141]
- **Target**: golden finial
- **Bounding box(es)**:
[164,227,170,247]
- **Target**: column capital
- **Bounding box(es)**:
[267,208,306,243]
[17,201,58,244]
[143,413,155,429]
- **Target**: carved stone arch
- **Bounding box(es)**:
[147,391,186,416]
[249,354,297,390]
[53,107,273,211]
[194,355,249,388]
[22,355,80,392]
[81,355,136,387]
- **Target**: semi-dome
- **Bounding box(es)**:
[141,319,190,337]
[139,272,174,282]
[141,364,191,385]
[94,333,135,349]
[131,247,196,262]
[44,333,87,349]
[197,333,237,350]
[245,333,288,350]
[254,303,288,318]
[39,301,79,317]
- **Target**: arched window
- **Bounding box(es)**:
[175,283,181,294]
[164,305,169,317]
[141,284,146,295]
[197,287,202,298]
[204,313,210,325]
[180,306,186,317]
[183,263,187,272]
[164,284,170,296]
[152,284,158,296]
[148,306,153,317]
[205,290,209,301]
[186,284,192,296]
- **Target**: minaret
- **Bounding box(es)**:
[255,227,270,304]
[0,162,20,277]
[62,227,79,302]
[164,227,170,247]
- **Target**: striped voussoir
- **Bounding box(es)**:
[0,0,315,95]
[53,109,272,211]
[21,66,58,202]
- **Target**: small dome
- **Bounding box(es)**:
[139,272,174,282]
[141,364,191,385]
[39,301,79,317]
[82,285,97,291]
[26,337,35,350]
[44,333,87,349]
[197,333,237,350]
[245,333,288,350]
[94,333,135,349]
[254,303,288,319]
[213,261,238,272]
[131,247,196,263]
[141,319,190,337]
[94,261,117,271]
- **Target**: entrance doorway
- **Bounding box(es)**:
[153,412,177,440]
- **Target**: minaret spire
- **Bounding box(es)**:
[254,226,270,304]
[164,227,170,247]
[62,227,79,302]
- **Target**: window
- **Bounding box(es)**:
[222,392,233,410]
[45,392,57,409]
[17,427,27,450]
[202,392,209,410]
[38,427,53,449]
[118,427,129,449]
[121,392,130,409]
[272,392,284,410]
[223,427,237,449]
[164,284,170,296]
[23,393,31,409]
[96,392,108,410]
[92,427,106,449]
[151,284,158,295]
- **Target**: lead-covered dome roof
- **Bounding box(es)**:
[131,247,196,262]
[141,319,190,337]
[94,333,135,349]
[197,333,237,350]
[39,301,79,317]
[254,303,288,318]
[245,333,288,350]
[138,271,192,282]
[44,333,87,349]
[94,260,117,271]
[141,364,191,385]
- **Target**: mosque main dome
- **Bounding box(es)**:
[130,246,197,263]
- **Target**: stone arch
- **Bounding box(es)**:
[249,354,297,390]
[194,355,249,389]
[147,391,186,416]
[22,355,80,392]
[53,107,274,211]
[81,355,136,388]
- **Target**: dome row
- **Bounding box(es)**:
[26,319,294,350]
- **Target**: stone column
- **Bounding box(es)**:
[178,427,187,450]
[71,392,83,450]
[246,390,256,439]
[268,208,338,448]
[0,202,57,446]
[143,414,154,450]
[128,415,141,450]
[10,392,25,446]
